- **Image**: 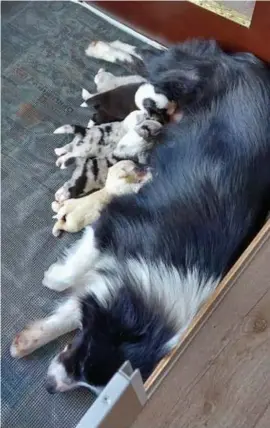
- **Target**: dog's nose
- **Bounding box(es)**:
[45,376,57,394]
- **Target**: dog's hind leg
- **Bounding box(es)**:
[43,227,100,292]
[10,297,81,358]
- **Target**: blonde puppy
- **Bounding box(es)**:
[52,160,152,236]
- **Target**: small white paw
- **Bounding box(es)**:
[52,225,61,237]
[51,201,61,213]
[10,321,45,358]
[54,125,74,134]
[55,187,70,203]
[87,119,95,128]
[80,102,88,107]
[42,263,70,291]
[56,155,69,168]
[82,88,93,101]
[85,41,110,58]
[54,147,67,156]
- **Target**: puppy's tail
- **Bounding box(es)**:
[53,124,87,136]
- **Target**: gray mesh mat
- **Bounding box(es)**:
[1,2,147,426]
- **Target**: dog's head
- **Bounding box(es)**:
[136,39,228,117]
[45,278,174,395]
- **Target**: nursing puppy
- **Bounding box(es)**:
[80,82,143,125]
[54,112,162,201]
[81,67,146,105]
[11,40,270,397]
[52,161,152,236]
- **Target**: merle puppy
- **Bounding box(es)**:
[11,40,270,397]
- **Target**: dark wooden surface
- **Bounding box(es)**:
[92,1,270,61]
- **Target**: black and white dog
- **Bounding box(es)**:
[11,40,270,396]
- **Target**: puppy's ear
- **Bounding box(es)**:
[135,120,162,139]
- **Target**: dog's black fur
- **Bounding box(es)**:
[49,40,270,390]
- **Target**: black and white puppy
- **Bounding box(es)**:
[11,40,270,397]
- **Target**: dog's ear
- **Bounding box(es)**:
[135,120,163,139]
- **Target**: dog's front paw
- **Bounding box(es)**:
[10,321,45,358]
[55,186,70,203]
[42,263,70,291]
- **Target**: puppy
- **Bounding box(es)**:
[79,82,143,125]
[52,161,152,236]
[81,67,146,106]
[54,111,162,201]
[53,110,148,169]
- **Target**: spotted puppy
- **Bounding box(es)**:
[54,111,162,202]
[52,160,152,236]
[53,110,148,169]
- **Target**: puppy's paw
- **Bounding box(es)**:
[87,119,95,128]
[85,41,110,58]
[56,155,69,169]
[42,263,70,291]
[51,201,61,213]
[54,147,67,156]
[52,225,62,238]
[10,321,45,358]
[55,186,70,203]
[53,125,74,134]
[82,88,93,101]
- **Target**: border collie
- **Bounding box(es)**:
[11,40,270,397]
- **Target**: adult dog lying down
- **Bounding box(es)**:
[11,40,270,396]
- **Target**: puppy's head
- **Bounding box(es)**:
[135,83,177,119]
[114,119,162,160]
[105,160,151,194]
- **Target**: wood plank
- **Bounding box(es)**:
[132,223,270,428]
[92,1,270,61]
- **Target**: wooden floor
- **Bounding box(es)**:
[132,222,270,428]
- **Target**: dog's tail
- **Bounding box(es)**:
[53,124,88,136]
